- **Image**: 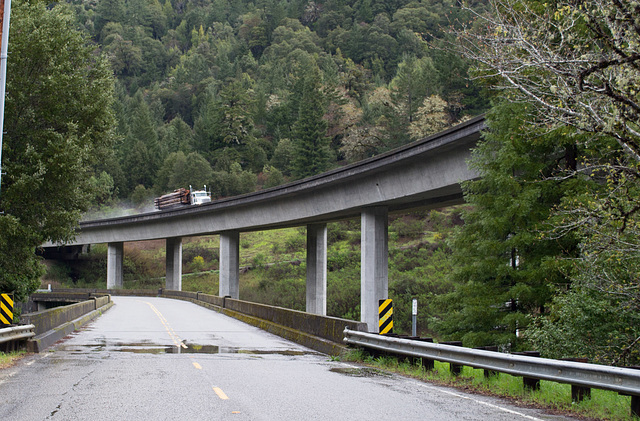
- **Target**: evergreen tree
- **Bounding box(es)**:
[217,76,257,146]
[159,116,194,155]
[94,0,125,38]
[433,102,586,349]
[391,54,440,117]
[291,67,331,179]
[193,76,257,162]
[121,92,161,193]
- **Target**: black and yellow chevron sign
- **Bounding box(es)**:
[378,298,393,335]
[1,293,14,326]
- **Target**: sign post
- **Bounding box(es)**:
[0,0,11,198]
[411,298,418,337]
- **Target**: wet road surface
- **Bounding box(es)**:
[0,297,577,420]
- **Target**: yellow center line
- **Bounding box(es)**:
[139,300,188,349]
[139,301,231,403]
[213,387,229,400]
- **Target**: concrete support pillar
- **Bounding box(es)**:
[219,231,240,299]
[107,242,124,289]
[361,207,389,332]
[306,223,327,315]
[165,237,182,291]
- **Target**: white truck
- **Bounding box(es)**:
[154,186,211,210]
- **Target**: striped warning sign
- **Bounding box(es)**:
[378,298,393,335]
[0,293,14,326]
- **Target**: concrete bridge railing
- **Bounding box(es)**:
[21,293,114,352]
[160,289,367,355]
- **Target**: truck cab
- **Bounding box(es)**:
[190,187,212,205]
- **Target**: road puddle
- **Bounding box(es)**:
[58,343,318,356]
[120,344,224,354]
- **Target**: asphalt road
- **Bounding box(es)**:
[0,297,575,420]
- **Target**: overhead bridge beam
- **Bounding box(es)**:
[47,116,486,332]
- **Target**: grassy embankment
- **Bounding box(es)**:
[343,349,638,421]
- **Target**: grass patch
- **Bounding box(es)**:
[182,271,219,295]
[342,349,639,420]
[0,350,27,369]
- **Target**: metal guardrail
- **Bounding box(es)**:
[343,328,640,396]
[0,324,35,344]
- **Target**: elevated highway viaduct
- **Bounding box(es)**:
[44,115,486,332]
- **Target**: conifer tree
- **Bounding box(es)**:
[434,102,587,349]
[121,92,160,193]
[291,67,331,179]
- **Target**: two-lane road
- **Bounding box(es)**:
[0,297,573,420]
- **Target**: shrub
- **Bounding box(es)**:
[390,216,424,239]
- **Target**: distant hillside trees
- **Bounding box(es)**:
[61,0,487,206]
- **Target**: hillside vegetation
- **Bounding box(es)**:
[63,0,489,216]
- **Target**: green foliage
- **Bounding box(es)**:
[0,0,115,300]
[270,139,295,176]
[211,162,258,197]
[240,261,306,311]
[59,0,488,202]
[131,185,152,208]
[0,217,43,301]
[527,158,640,365]
[155,151,213,193]
[121,92,161,193]
[88,172,116,206]
[259,165,284,189]
[390,215,424,239]
[182,241,219,270]
[291,65,332,179]
[434,102,585,349]
[190,256,206,272]
[327,265,361,320]
[158,116,194,155]
[526,284,640,366]
[0,350,27,368]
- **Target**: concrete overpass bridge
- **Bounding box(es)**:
[45,115,486,332]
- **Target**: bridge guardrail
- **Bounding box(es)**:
[0,324,35,344]
[344,328,640,415]
[21,295,114,352]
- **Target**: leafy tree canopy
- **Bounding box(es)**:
[0,0,116,300]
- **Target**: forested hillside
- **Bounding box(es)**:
[67,0,489,212]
